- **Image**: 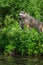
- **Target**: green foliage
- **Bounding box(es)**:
[0,0,43,56]
[0,18,43,55]
[0,31,9,52]
[0,0,43,22]
[4,45,15,54]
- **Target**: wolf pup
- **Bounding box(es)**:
[19,11,43,32]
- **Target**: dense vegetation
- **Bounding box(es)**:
[0,0,43,56]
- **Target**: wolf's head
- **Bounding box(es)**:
[19,11,31,20]
[19,11,27,19]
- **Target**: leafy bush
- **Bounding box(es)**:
[3,19,43,56]
[0,0,43,56]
